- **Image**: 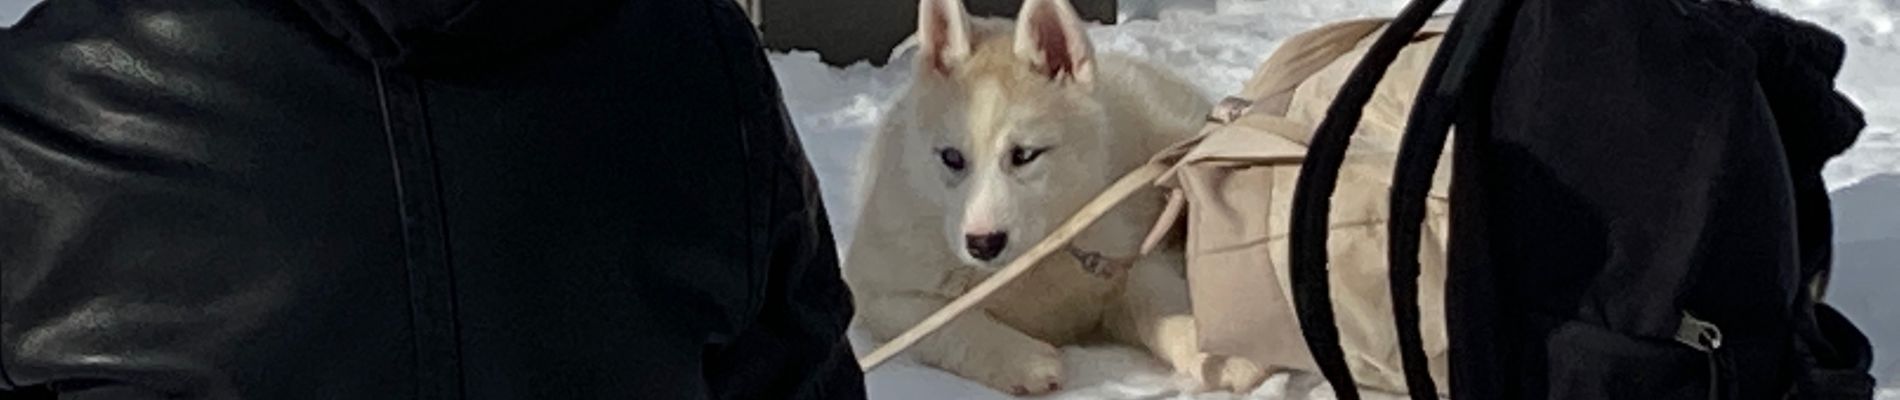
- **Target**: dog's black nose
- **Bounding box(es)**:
[965,232,1008,261]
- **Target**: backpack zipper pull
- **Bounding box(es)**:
[1675,312,1724,400]
[1675,312,1723,351]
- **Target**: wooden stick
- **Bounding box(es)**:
[857,162,1169,371]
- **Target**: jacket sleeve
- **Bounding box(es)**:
[696,1,867,398]
[700,93,868,400]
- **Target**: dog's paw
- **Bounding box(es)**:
[1186,353,1268,394]
[967,343,1066,396]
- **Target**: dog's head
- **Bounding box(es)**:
[898,0,1111,269]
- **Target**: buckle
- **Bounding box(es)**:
[1206,97,1255,123]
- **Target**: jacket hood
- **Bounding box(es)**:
[1719,1,1866,169]
[290,0,620,71]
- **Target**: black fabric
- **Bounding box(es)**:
[1292,0,1878,398]
[1540,318,1715,400]
[1463,0,1874,397]
[0,0,866,398]
[286,0,621,73]
[1430,0,1872,399]
[1790,304,1878,399]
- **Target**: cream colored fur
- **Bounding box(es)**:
[842,0,1267,395]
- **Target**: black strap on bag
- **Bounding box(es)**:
[1286,0,1517,398]
[1383,0,1520,398]
[1283,0,1449,398]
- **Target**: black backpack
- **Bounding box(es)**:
[1286,0,1879,399]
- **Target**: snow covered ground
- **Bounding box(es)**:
[2,0,1894,398]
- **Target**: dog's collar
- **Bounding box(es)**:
[1065,245,1137,279]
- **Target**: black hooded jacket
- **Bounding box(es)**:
[0,0,866,398]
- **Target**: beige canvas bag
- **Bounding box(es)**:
[859,15,1457,397]
[1140,15,1456,395]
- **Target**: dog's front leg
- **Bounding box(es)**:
[1104,251,1268,393]
[858,293,1066,396]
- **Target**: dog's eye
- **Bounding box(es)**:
[938,148,967,171]
[1009,147,1047,166]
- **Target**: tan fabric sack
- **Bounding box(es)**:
[1143,15,1456,395]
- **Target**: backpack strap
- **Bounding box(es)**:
[1283,1,1452,399]
[1380,0,1520,398]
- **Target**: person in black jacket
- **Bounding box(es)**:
[0,0,867,398]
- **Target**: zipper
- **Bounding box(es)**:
[373,64,465,400]
[1675,312,1724,400]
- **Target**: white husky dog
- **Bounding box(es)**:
[843,0,1268,394]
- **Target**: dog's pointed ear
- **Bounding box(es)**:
[1013,0,1094,85]
[917,0,973,76]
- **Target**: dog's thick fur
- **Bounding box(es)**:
[842,0,1268,394]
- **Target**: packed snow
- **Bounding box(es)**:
[1,0,1894,398]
